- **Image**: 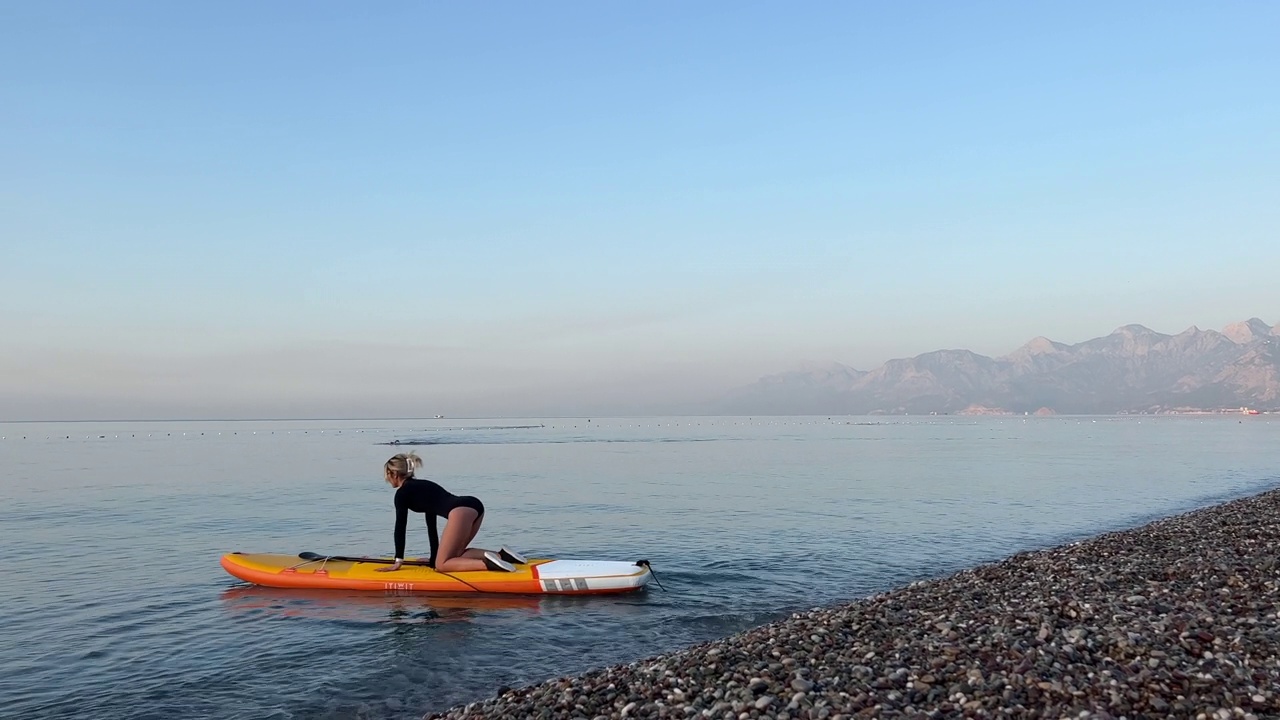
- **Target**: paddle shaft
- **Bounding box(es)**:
[298,551,434,567]
[297,551,485,592]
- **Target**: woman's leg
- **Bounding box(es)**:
[464,512,483,547]
[460,504,524,565]
[450,516,487,560]
[412,516,484,563]
[434,507,494,572]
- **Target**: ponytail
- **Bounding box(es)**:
[384,452,423,486]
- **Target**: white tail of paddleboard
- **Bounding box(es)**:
[534,560,650,593]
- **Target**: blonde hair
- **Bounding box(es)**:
[384,452,422,487]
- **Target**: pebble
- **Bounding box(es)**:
[422,487,1280,719]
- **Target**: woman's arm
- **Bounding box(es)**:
[393,501,408,561]
[425,513,439,567]
[377,492,410,572]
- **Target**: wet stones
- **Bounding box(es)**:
[423,487,1280,720]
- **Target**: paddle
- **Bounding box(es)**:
[298,551,435,567]
[298,551,485,591]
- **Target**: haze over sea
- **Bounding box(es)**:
[2,414,1277,720]
[5,4,1279,422]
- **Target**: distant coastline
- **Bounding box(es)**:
[5,313,1279,424]
[718,316,1280,417]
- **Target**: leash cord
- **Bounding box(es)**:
[635,559,667,591]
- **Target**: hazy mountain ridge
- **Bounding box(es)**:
[719,317,1280,415]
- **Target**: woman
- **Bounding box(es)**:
[374,452,526,573]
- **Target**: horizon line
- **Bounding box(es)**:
[2,410,1273,425]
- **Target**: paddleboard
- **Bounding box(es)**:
[219,552,652,595]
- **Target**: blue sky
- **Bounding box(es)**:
[2,2,1277,419]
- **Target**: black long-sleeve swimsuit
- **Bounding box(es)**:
[393,478,485,565]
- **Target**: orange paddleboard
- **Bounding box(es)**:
[220,552,652,595]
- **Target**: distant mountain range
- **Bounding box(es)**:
[717,317,1280,415]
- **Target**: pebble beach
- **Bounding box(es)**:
[424,486,1280,720]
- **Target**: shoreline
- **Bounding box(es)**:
[424,485,1280,719]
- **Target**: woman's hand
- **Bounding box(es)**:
[375,561,403,573]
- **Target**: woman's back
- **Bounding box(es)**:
[394,477,458,517]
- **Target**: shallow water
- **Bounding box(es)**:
[1,415,1277,719]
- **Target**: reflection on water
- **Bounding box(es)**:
[219,586,550,625]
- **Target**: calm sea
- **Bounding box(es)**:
[2,415,1277,719]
